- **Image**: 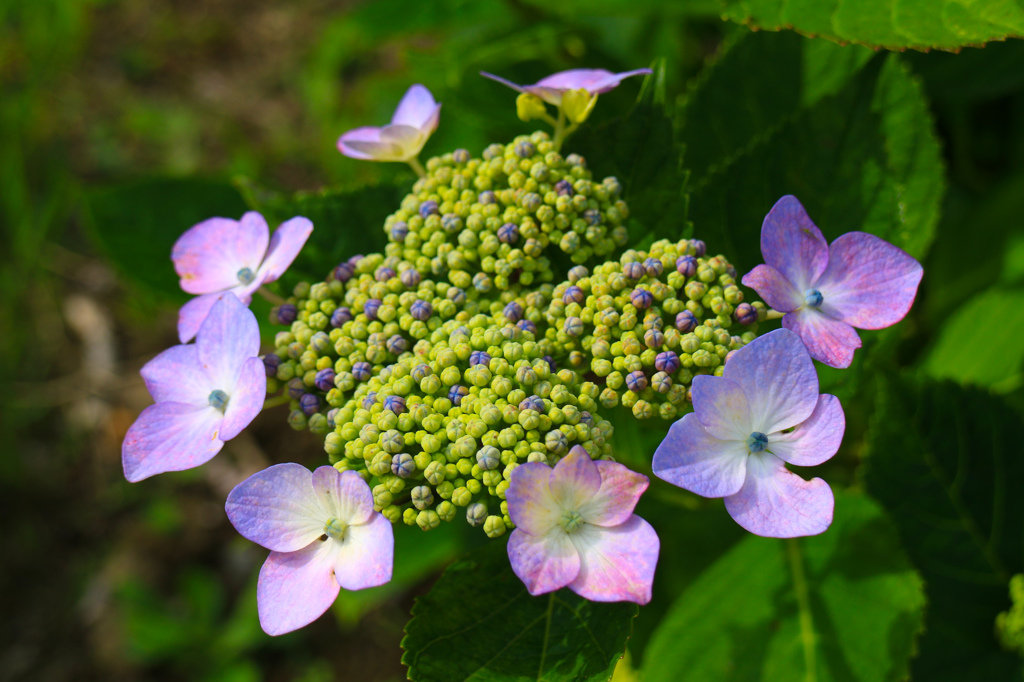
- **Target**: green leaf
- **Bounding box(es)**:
[642,492,926,682]
[84,178,248,299]
[720,0,1024,51]
[863,377,1024,679]
[687,52,943,277]
[402,540,638,682]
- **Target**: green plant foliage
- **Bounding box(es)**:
[401,541,638,682]
[863,377,1024,679]
[686,49,944,277]
[642,492,926,682]
[84,178,249,299]
[720,0,1024,52]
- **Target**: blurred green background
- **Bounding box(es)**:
[3,0,1024,680]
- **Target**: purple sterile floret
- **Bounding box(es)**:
[287,378,306,400]
[314,368,336,392]
[651,329,844,538]
[419,200,439,218]
[352,362,372,382]
[410,300,432,321]
[555,179,574,196]
[225,463,393,635]
[520,395,545,413]
[172,212,313,343]
[277,304,298,325]
[655,351,680,374]
[623,262,643,280]
[563,286,584,305]
[383,395,407,415]
[386,335,408,355]
[505,446,659,603]
[469,351,491,367]
[337,84,441,163]
[122,295,266,482]
[518,319,537,335]
[375,266,395,282]
[630,289,653,310]
[333,261,355,283]
[364,299,382,320]
[448,384,469,406]
[643,258,663,278]
[734,303,757,326]
[497,222,519,244]
[625,370,648,392]
[262,353,282,378]
[675,310,698,333]
[503,301,524,323]
[299,393,321,416]
[480,68,653,107]
[400,269,421,287]
[330,307,353,328]
[676,255,697,277]
[690,239,706,257]
[741,195,923,368]
[390,221,409,242]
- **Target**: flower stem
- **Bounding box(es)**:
[552,108,567,151]
[257,286,287,305]
[785,537,817,682]
[765,309,786,321]
[407,157,427,179]
[263,394,290,409]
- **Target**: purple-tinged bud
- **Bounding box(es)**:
[655,350,681,374]
[503,301,524,323]
[352,362,372,382]
[644,328,665,349]
[326,408,339,429]
[544,356,557,372]
[411,364,432,381]
[675,310,698,333]
[452,148,470,164]
[361,392,377,410]
[348,254,364,266]
[469,351,491,367]
[630,289,654,310]
[375,266,395,282]
[410,300,433,321]
[643,258,664,278]
[521,193,542,212]
[583,208,602,226]
[466,502,487,526]
[448,287,466,304]
[675,255,697,277]
[330,306,353,327]
[579,411,595,427]
[390,221,409,242]
[734,302,757,325]
[652,372,672,393]
[623,262,643,280]
[400,269,422,288]
[473,273,492,293]
[299,393,321,416]
[419,200,439,218]
[555,179,574,197]
[262,354,281,378]
[477,445,500,471]
[564,316,584,337]
[364,298,382,320]
[625,370,648,392]
[387,334,408,355]
[314,368,336,392]
[276,304,297,325]
[691,239,706,257]
[520,395,545,412]
[310,332,330,354]
[725,350,738,364]
[333,262,355,283]
[383,395,407,414]
[448,384,469,406]
[287,378,306,400]
[567,265,588,283]
[391,453,415,478]
[514,140,535,158]
[563,286,584,304]
[498,222,519,244]
[478,190,496,205]
[517,319,537,335]
[442,214,462,233]
[643,313,663,331]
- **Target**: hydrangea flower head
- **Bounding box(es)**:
[652,329,844,538]
[122,294,266,482]
[337,84,441,163]
[480,68,652,107]
[173,211,313,342]
[742,195,923,368]
[505,445,659,604]
[226,463,394,636]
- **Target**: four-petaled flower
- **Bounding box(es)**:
[122,294,266,482]
[226,463,394,635]
[337,84,441,164]
[742,195,923,368]
[652,329,845,538]
[480,68,652,107]
[506,445,659,604]
[173,211,313,343]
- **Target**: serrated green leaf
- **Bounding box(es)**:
[402,541,638,682]
[863,377,1024,679]
[643,492,925,682]
[721,0,1024,51]
[688,53,943,276]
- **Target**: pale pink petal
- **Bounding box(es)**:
[691,375,752,441]
[507,528,580,596]
[479,71,528,94]
[379,124,427,160]
[178,292,232,344]
[337,127,390,160]
[569,516,659,605]
[140,344,210,404]
[255,216,313,285]
[722,329,819,434]
[816,232,924,330]
[257,541,340,636]
[741,264,803,313]
[331,513,394,590]
[311,467,374,526]
[219,356,266,441]
[122,402,223,482]
[196,294,261,389]
[506,462,561,536]
[652,413,748,498]
[535,68,651,94]
[390,84,439,128]
[225,463,326,553]
[770,394,845,467]
[521,86,565,106]
[172,213,269,295]
[548,446,602,513]
[760,195,829,291]
[782,308,861,369]
[579,461,648,527]
[724,454,834,538]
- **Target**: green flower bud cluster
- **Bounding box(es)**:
[323,316,614,535]
[996,574,1024,657]
[381,130,630,295]
[541,238,763,421]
